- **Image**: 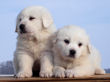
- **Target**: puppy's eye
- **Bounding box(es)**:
[78,42,82,47]
[64,39,70,44]
[29,16,35,20]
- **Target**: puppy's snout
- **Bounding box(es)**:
[20,24,25,30]
[69,49,76,57]
[19,24,26,33]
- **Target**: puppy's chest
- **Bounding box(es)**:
[54,57,77,69]
[66,62,79,69]
[61,60,82,69]
[27,42,39,53]
[19,40,46,58]
[66,58,87,69]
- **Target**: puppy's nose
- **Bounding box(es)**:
[19,24,25,30]
[19,24,26,33]
[69,49,76,57]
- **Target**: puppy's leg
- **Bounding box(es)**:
[90,47,106,74]
[53,66,65,78]
[40,51,53,77]
[14,53,34,78]
[65,65,94,78]
[13,56,19,76]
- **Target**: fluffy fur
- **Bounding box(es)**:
[52,25,105,78]
[13,6,56,78]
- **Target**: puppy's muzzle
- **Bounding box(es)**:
[19,24,27,34]
[69,49,76,58]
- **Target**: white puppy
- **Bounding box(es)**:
[53,25,105,78]
[13,6,56,78]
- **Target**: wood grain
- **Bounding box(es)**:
[0,74,110,82]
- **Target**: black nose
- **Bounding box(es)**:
[19,24,26,33]
[20,24,25,30]
[69,49,76,57]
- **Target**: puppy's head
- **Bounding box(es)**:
[53,25,91,60]
[15,6,54,38]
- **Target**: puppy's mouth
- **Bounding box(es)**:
[20,31,33,35]
[20,28,32,34]
[68,54,75,58]
[20,29,27,34]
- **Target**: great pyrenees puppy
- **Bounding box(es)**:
[53,25,105,78]
[13,6,56,78]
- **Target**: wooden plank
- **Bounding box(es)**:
[0,74,110,82]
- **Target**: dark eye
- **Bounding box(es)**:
[29,16,35,20]
[64,39,70,44]
[78,42,82,47]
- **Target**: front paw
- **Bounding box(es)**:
[16,70,32,78]
[54,69,65,78]
[40,71,53,78]
[95,68,106,75]
[65,69,74,78]
[65,69,87,78]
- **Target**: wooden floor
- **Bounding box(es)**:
[0,74,110,82]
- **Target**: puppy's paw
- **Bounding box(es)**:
[65,69,74,78]
[95,68,106,75]
[54,69,65,78]
[16,71,32,78]
[40,71,53,78]
[65,69,84,78]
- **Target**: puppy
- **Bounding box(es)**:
[52,25,105,78]
[13,6,56,78]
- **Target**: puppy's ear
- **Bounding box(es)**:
[42,13,53,28]
[87,44,92,54]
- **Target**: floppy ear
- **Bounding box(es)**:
[42,13,53,28]
[87,44,92,54]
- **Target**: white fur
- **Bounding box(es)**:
[13,6,56,78]
[40,51,54,77]
[53,25,105,78]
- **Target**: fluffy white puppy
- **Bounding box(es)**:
[13,6,56,78]
[53,25,105,78]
